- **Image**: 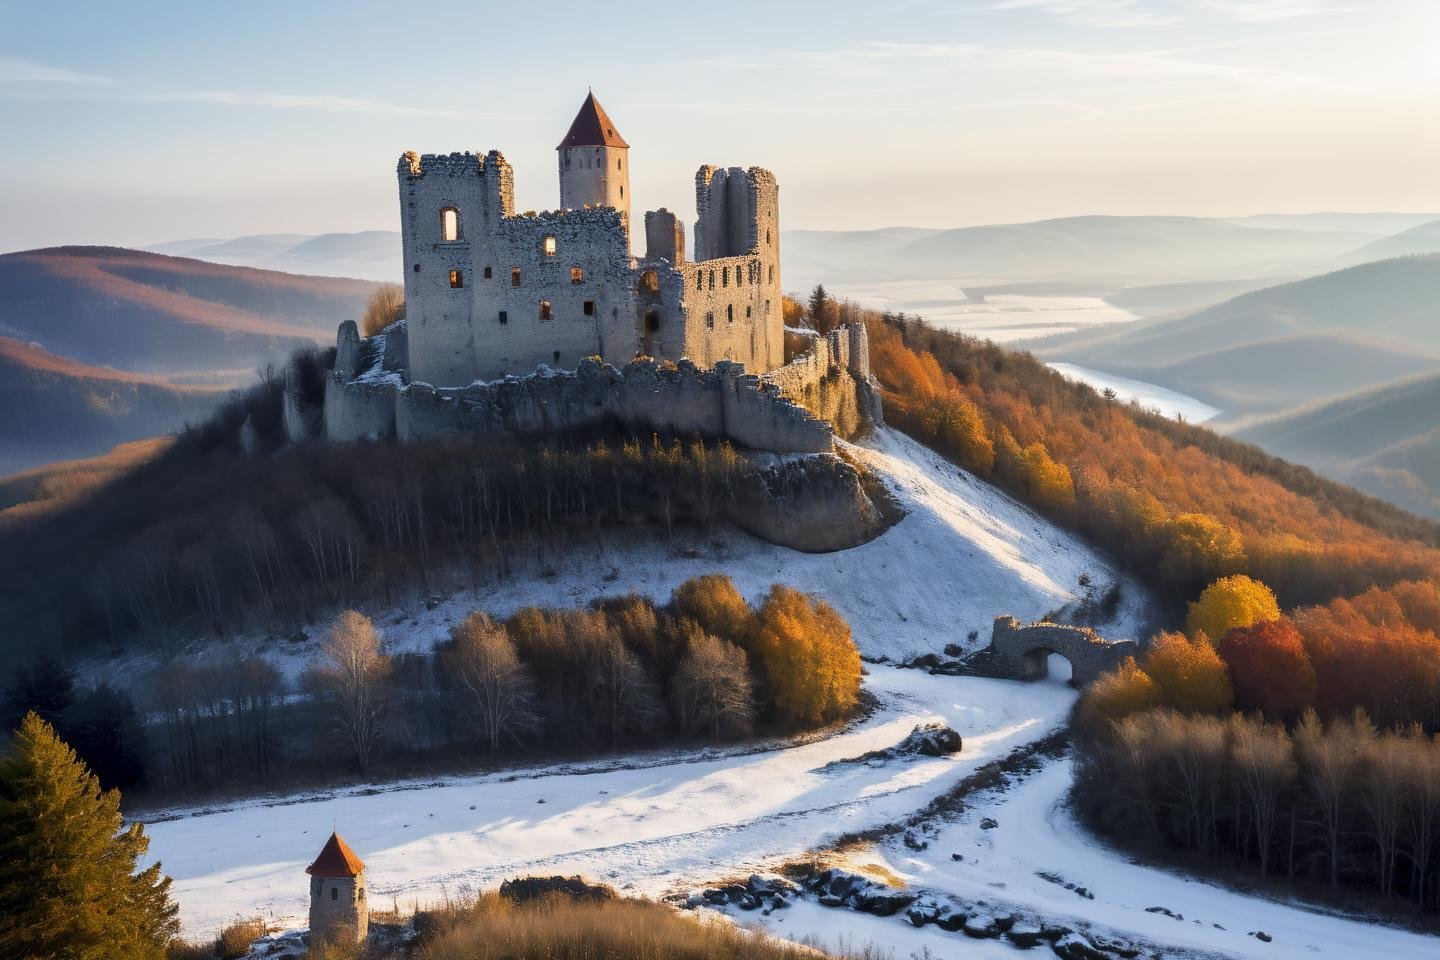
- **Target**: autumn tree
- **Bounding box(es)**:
[314,610,391,771]
[1077,656,1161,732]
[1186,574,1280,645]
[0,713,178,960]
[360,282,405,336]
[439,613,539,754]
[1141,630,1233,715]
[1217,617,1317,721]
[1163,517,1248,601]
[670,575,752,647]
[807,284,839,334]
[749,586,861,728]
[1022,442,1075,514]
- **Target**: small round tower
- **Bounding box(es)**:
[306,830,367,945]
[557,91,631,245]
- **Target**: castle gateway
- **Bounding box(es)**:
[398,92,784,386]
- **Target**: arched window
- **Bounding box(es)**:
[539,300,553,321]
[727,304,734,323]
[483,265,493,279]
[511,268,521,287]
[768,265,775,283]
[617,158,622,170]
[331,887,338,901]
[571,266,584,284]
[695,272,702,291]
[721,267,728,288]
[449,269,463,288]
[542,236,557,257]
[638,269,659,295]
[441,207,461,242]
[707,270,715,290]
[646,311,661,332]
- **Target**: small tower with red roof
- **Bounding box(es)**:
[306,830,367,945]
[557,91,631,245]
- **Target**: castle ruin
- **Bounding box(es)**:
[289,92,879,454]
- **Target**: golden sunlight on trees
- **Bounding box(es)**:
[1141,630,1234,715]
[670,574,752,645]
[1077,656,1160,731]
[750,585,861,728]
[0,713,178,960]
[1185,574,1281,644]
[439,613,540,755]
[360,283,405,337]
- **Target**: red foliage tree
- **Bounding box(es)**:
[1217,617,1317,721]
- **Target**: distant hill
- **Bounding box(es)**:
[146,231,401,282]
[1035,255,1440,391]
[1344,220,1440,263]
[1226,212,1440,235]
[0,336,225,475]
[0,437,170,529]
[0,246,375,380]
[1234,372,1440,519]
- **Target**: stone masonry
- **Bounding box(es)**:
[979,615,1139,686]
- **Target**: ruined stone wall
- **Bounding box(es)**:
[764,323,881,440]
[983,615,1139,686]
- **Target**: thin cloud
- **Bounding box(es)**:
[0,57,109,85]
[134,91,466,119]
[987,0,1345,29]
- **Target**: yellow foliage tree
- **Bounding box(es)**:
[1142,630,1234,714]
[670,574,752,645]
[1186,574,1281,645]
[1078,657,1161,732]
[750,585,861,728]
[1160,514,1247,597]
[1023,442,1075,513]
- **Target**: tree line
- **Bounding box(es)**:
[1074,573,1440,913]
[0,413,769,661]
[5,575,862,801]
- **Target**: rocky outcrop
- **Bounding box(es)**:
[725,454,888,552]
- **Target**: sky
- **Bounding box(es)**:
[2,0,1439,251]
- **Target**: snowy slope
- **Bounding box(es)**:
[745,757,1440,960]
[143,668,1075,937]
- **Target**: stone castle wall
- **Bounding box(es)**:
[315,319,878,454]
[979,615,1139,686]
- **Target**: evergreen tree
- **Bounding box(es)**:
[0,712,178,960]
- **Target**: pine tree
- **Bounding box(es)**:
[0,712,178,960]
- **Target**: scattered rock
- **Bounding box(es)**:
[943,643,965,657]
[499,876,615,904]
[980,817,999,830]
[1006,922,1045,948]
[962,912,1003,939]
[1052,932,1108,960]
[1145,906,1182,920]
[950,852,964,862]
[1249,930,1273,943]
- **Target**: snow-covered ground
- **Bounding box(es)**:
[742,755,1440,960]
[1048,362,1222,424]
[144,667,1074,937]
[133,426,1440,958]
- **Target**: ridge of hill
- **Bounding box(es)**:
[1344,219,1440,263]
[0,335,225,476]
[0,246,374,381]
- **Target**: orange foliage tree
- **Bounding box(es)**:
[1142,630,1234,714]
[749,585,862,728]
[1078,656,1161,731]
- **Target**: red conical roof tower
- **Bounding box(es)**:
[306,831,366,878]
[557,91,629,149]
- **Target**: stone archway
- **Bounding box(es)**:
[981,616,1138,686]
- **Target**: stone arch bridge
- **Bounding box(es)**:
[975,616,1138,686]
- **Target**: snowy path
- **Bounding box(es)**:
[145,669,1074,936]
[765,756,1440,960]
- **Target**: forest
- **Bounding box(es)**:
[2,574,863,803]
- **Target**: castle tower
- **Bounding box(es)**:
[306,831,367,945]
[557,92,630,246]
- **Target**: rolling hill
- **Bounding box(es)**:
[1034,255,1440,412]
[1234,372,1440,519]
[1344,220,1440,263]
[146,232,401,282]
[0,336,225,475]
[0,246,375,382]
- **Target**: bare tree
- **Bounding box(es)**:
[316,610,391,772]
[439,613,539,754]
[1229,713,1295,876]
[675,632,755,741]
[360,283,405,337]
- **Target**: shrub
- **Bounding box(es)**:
[669,575,751,646]
[360,283,405,336]
[215,917,268,959]
[1077,656,1161,732]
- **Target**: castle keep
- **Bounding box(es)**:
[288,93,879,454]
[399,92,783,386]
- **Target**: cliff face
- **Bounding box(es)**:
[727,455,894,553]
